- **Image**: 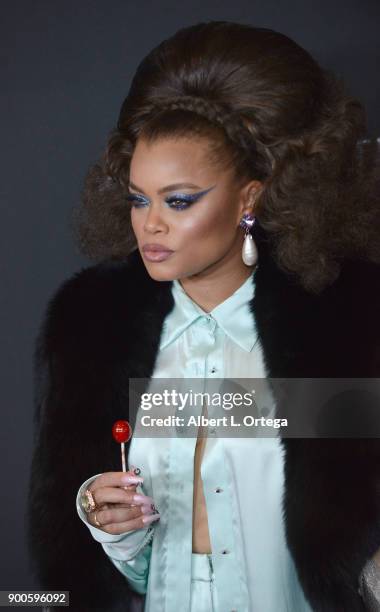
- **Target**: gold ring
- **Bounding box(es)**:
[80,488,97,514]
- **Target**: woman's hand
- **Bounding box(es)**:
[85,469,160,535]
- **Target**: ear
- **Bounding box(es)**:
[237,179,264,222]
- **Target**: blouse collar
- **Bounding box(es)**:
[159,269,258,352]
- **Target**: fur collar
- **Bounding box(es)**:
[28,227,380,611]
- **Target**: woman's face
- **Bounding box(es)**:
[128,136,261,281]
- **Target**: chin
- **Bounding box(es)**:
[143,263,179,282]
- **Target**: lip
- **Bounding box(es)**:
[142,244,174,262]
[142,244,173,252]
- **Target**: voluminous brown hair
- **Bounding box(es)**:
[71,20,380,294]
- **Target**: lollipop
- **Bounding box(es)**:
[112,419,142,498]
[112,419,132,472]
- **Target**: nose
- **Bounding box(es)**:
[143,204,168,234]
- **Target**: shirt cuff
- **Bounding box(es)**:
[108,542,153,595]
[76,473,155,558]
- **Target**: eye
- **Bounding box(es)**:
[125,187,213,211]
[165,197,192,211]
[125,193,193,211]
[125,194,148,208]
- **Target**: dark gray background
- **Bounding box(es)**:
[1,0,379,594]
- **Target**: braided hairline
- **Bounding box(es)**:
[148,95,275,170]
[146,95,257,154]
[150,95,235,127]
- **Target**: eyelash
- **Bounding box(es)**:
[125,193,198,211]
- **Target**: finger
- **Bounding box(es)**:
[98,513,161,535]
[86,495,136,512]
[120,483,139,493]
[91,487,154,508]
[89,471,144,492]
[91,504,155,527]
[108,502,138,509]
[97,502,135,511]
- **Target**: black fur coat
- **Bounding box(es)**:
[28,226,380,612]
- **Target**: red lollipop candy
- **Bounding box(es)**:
[112,420,132,472]
[112,420,132,444]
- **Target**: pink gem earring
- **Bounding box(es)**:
[239,213,258,266]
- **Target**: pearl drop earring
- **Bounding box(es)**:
[239,213,258,267]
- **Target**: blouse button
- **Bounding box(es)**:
[221,549,230,554]
[214,487,223,493]
[210,367,216,373]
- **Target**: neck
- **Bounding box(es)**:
[178,235,257,312]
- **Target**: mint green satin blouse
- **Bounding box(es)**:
[76,270,313,612]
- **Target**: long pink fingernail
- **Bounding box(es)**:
[141,502,158,514]
[121,475,144,485]
[133,494,153,504]
[142,513,161,524]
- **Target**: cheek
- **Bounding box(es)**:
[173,206,235,242]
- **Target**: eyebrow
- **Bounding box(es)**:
[128,181,210,195]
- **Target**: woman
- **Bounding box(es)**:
[28,21,380,612]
